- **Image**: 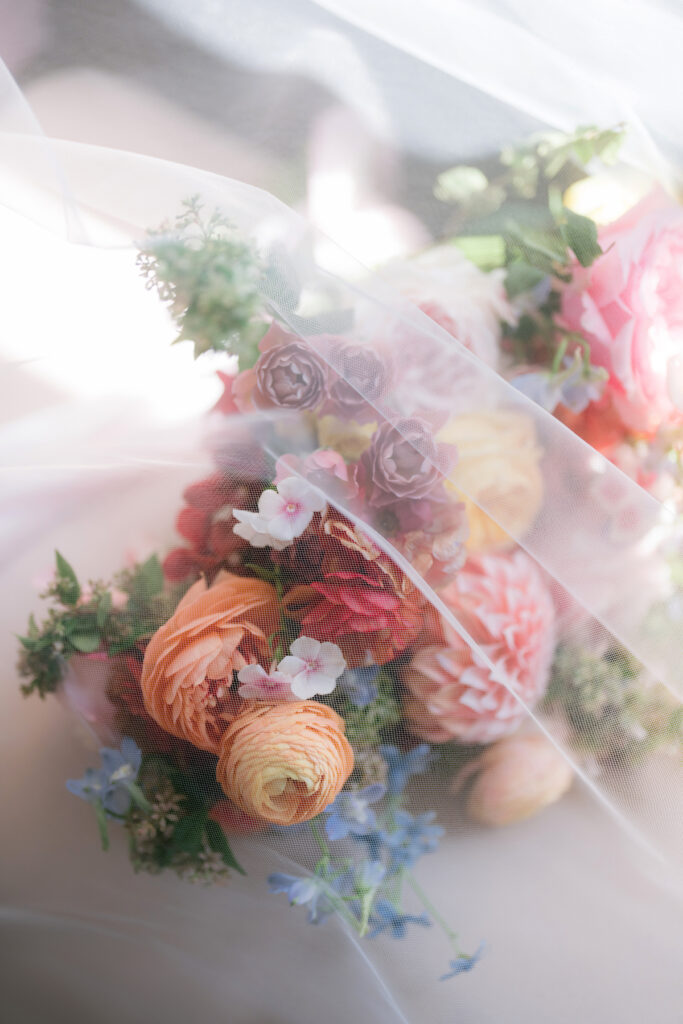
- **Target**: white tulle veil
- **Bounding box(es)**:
[1,4,682,1022]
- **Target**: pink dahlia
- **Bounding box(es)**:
[403,552,555,744]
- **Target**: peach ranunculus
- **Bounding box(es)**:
[402,551,555,745]
[140,572,279,754]
[560,191,683,434]
[438,411,543,553]
[216,701,353,825]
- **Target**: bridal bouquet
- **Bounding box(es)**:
[17,125,681,981]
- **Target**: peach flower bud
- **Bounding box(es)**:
[140,571,279,754]
[462,736,572,827]
[216,701,354,826]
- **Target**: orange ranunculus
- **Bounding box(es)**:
[216,701,353,826]
[140,571,279,754]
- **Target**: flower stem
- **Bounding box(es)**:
[405,870,463,954]
[309,819,330,862]
[94,799,110,851]
[358,887,378,937]
[126,782,152,813]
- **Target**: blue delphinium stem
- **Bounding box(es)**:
[405,869,464,954]
[125,781,152,813]
[309,818,331,867]
[94,798,110,851]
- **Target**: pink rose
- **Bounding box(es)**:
[561,191,683,433]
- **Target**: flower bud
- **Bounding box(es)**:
[216,701,354,825]
[462,735,572,827]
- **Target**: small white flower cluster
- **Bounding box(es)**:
[237,637,346,701]
[233,477,326,550]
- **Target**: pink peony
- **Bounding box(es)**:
[561,191,683,433]
[403,552,555,744]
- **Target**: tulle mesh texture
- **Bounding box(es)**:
[2,10,682,1021]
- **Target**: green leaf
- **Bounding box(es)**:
[572,138,594,165]
[96,590,113,629]
[205,819,247,875]
[68,631,101,654]
[169,808,208,856]
[505,261,547,298]
[55,551,81,606]
[505,221,567,273]
[129,555,164,602]
[451,234,506,271]
[434,165,489,204]
[560,207,603,267]
[595,130,624,165]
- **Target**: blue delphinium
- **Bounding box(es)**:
[355,859,386,892]
[379,743,434,796]
[381,810,444,869]
[513,352,607,415]
[440,943,486,980]
[268,872,349,924]
[337,666,380,708]
[323,784,386,841]
[66,737,143,817]
[368,899,431,939]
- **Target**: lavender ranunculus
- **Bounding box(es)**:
[361,417,455,508]
[255,338,328,410]
[328,344,392,422]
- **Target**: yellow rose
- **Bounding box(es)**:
[216,701,354,825]
[438,411,543,553]
[316,414,375,462]
[563,168,651,226]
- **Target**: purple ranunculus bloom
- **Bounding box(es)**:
[327,344,392,422]
[360,417,455,509]
[255,339,328,410]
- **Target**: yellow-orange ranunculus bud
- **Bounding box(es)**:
[438,411,543,553]
[216,701,354,825]
[140,571,279,754]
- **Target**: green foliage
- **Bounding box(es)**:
[558,206,603,267]
[137,196,266,363]
[435,124,625,296]
[17,552,188,697]
[500,124,626,194]
[55,551,81,605]
[434,166,505,218]
[451,235,506,272]
[127,756,245,880]
[545,644,682,765]
[504,260,547,299]
[328,669,402,750]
